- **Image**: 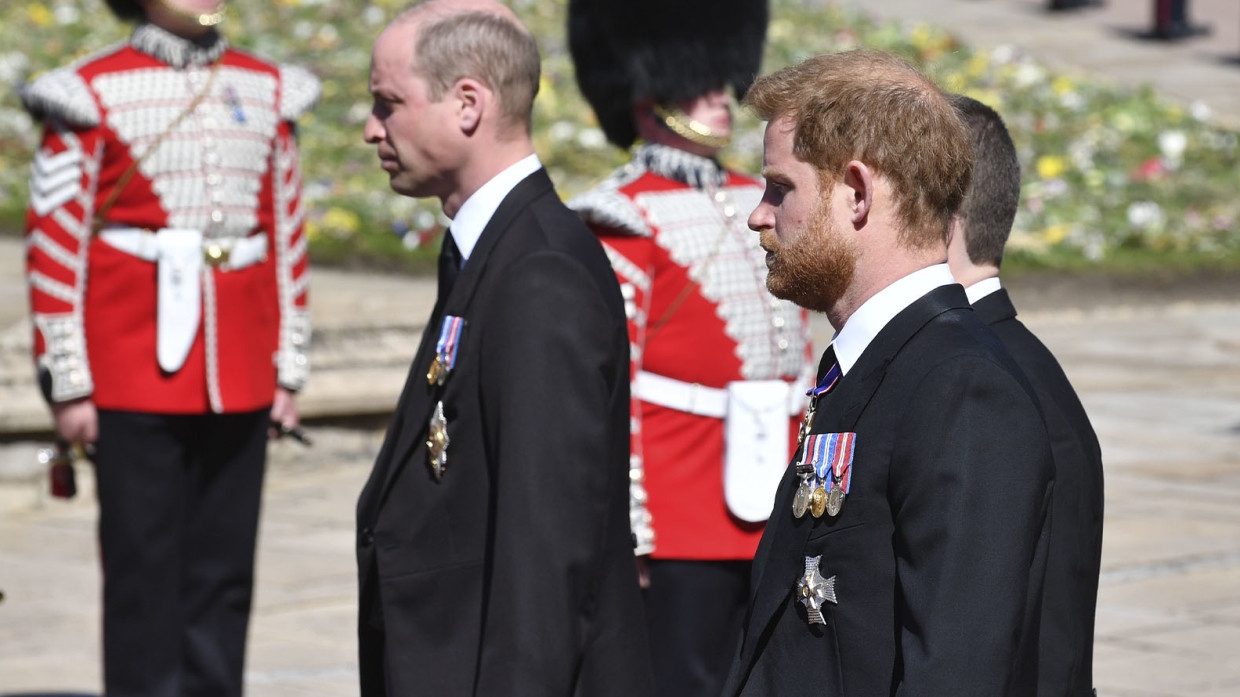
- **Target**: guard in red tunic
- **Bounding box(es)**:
[568,2,812,695]
[21,0,318,694]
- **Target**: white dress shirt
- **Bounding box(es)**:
[446,153,543,265]
[831,263,956,376]
[963,275,1003,304]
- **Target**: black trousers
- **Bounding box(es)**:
[94,409,268,697]
[643,559,751,697]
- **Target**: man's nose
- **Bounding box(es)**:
[363,114,382,143]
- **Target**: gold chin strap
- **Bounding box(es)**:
[152,0,226,26]
[652,104,731,150]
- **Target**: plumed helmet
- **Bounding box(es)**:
[105,0,146,21]
[568,0,769,149]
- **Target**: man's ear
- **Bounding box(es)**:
[842,160,874,229]
[455,78,486,134]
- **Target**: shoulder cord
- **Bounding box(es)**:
[91,61,221,234]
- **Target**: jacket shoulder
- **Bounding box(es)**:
[278,63,321,121]
[566,163,654,238]
[20,43,127,127]
[225,48,321,121]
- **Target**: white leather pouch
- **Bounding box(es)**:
[723,380,792,523]
[155,228,203,373]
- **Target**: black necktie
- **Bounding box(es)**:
[438,231,461,301]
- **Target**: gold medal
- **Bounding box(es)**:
[810,485,827,518]
[427,356,443,385]
[792,481,812,518]
[826,482,844,517]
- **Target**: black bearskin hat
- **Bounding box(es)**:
[105,0,146,21]
[568,0,769,149]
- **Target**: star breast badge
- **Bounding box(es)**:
[796,555,838,625]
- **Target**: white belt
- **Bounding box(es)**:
[99,227,269,270]
[97,228,268,374]
[633,371,807,419]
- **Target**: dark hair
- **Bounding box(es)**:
[105,0,145,21]
[745,50,974,249]
[948,94,1021,267]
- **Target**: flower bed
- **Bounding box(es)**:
[2,0,1237,270]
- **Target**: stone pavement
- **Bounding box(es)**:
[3,295,1239,696]
[836,0,1240,125]
[4,0,1240,694]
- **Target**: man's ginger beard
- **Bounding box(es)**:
[761,196,857,314]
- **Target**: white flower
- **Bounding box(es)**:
[53,3,80,25]
[363,5,386,26]
[293,21,315,40]
[991,45,1018,65]
[1189,101,1212,122]
[576,127,607,149]
[414,210,436,230]
[1042,178,1068,198]
[1158,130,1187,168]
[346,101,371,125]
[1013,61,1044,88]
[402,231,422,250]
[1068,138,1096,172]
[0,52,29,85]
[1126,201,1164,230]
[317,25,340,45]
[1059,91,1085,111]
[548,121,576,142]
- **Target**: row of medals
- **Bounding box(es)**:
[792,397,845,519]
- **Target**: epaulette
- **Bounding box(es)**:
[20,66,100,128]
[19,42,126,127]
[567,162,653,237]
[279,64,322,121]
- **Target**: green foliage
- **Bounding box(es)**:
[1,0,1237,269]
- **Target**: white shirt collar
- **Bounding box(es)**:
[964,276,1003,304]
[832,263,956,375]
[447,154,542,264]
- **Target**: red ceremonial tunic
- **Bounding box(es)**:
[22,23,319,414]
[571,144,813,560]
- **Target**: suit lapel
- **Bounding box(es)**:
[373,169,557,504]
[971,287,1017,325]
[728,285,970,694]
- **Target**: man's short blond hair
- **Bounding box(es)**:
[398,3,541,132]
[744,49,973,248]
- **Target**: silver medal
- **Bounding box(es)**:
[792,480,812,518]
[826,481,844,517]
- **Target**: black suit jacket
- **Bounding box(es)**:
[355,169,653,697]
[974,288,1104,697]
[723,284,1054,697]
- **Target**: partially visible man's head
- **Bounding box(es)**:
[948,94,1021,268]
[744,49,973,250]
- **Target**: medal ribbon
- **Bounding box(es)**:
[435,315,466,371]
[805,432,856,492]
[807,361,841,398]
